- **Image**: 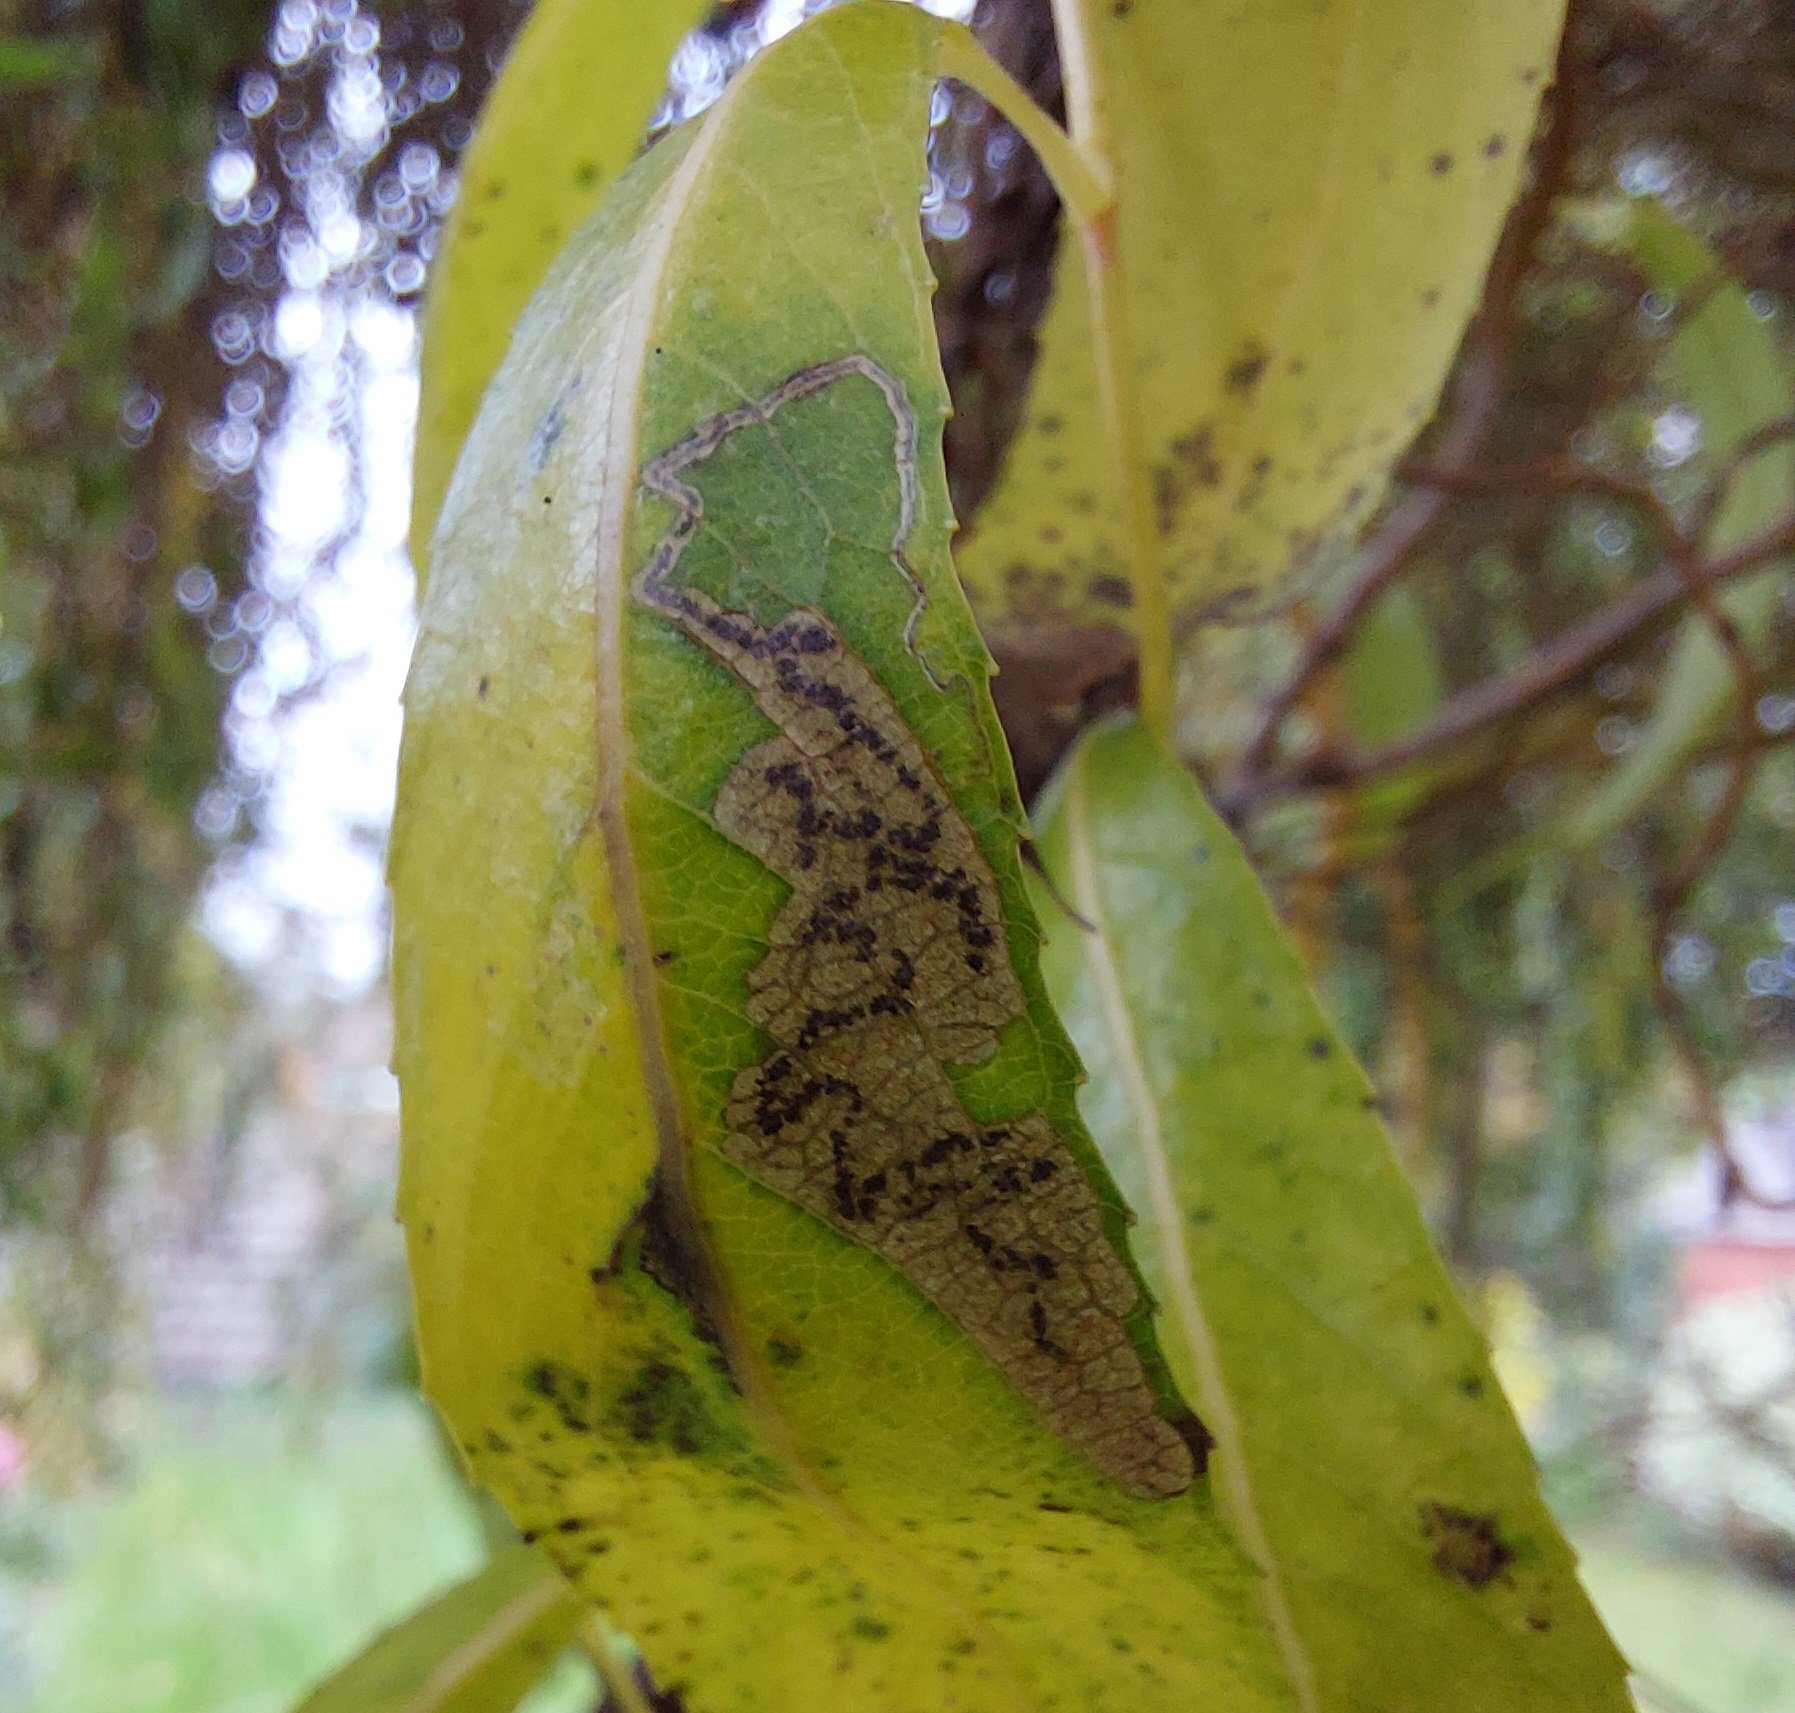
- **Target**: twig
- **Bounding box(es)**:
[1248,510,1795,798]
[1412,457,1795,1209]
[1699,411,1795,537]
[1395,456,1697,562]
[1642,485,1781,1212]
[1417,425,1795,1214]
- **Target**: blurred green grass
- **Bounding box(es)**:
[1576,1529,1795,1713]
[10,1391,1794,1713]
[15,1393,595,1713]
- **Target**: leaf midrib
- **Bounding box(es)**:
[587,69,784,1447]
[406,1565,571,1713]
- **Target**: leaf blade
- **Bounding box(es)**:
[397,7,1298,1705]
[408,0,708,583]
[291,1545,578,1713]
[957,0,1565,632]
[1032,719,1633,1713]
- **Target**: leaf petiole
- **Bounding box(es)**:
[936,13,1174,743]
[933,24,1113,225]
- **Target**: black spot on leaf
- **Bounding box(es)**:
[765,1334,804,1369]
[1420,1502,1514,1589]
[614,1359,723,1457]
[1225,343,1270,394]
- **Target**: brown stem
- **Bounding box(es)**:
[1640,473,1777,1212]
[1701,411,1795,535]
[1252,511,1795,798]
[1395,456,1696,560]
[1388,464,1791,1208]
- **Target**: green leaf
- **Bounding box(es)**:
[1343,586,1445,755]
[396,6,1300,1706]
[0,33,90,87]
[1341,583,1447,836]
[1030,719,1632,1713]
[1568,200,1795,845]
[956,0,1565,632]
[408,0,708,583]
[291,1545,579,1713]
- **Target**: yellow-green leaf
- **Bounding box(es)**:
[956,0,1564,634]
[395,6,1301,1706]
[1031,719,1632,1713]
[1341,582,1447,836]
[408,0,707,583]
[1569,199,1795,844]
[291,1545,578,1713]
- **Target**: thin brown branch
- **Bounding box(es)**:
[1396,456,1697,562]
[1250,510,1795,799]
[1697,412,1795,538]
[1641,477,1777,1211]
[1421,459,1795,1209]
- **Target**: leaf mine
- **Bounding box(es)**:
[635,357,1197,1500]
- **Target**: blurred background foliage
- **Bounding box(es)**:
[1,0,1792,1709]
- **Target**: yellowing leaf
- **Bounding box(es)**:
[408,0,707,582]
[956,0,1564,634]
[292,1545,578,1713]
[1031,719,1632,1713]
[396,6,1301,1706]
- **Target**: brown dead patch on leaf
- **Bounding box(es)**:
[1419,1501,1515,1590]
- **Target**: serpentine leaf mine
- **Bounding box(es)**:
[634,356,1197,1500]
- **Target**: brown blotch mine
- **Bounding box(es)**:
[635,356,1196,1501]
[1420,1501,1515,1590]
